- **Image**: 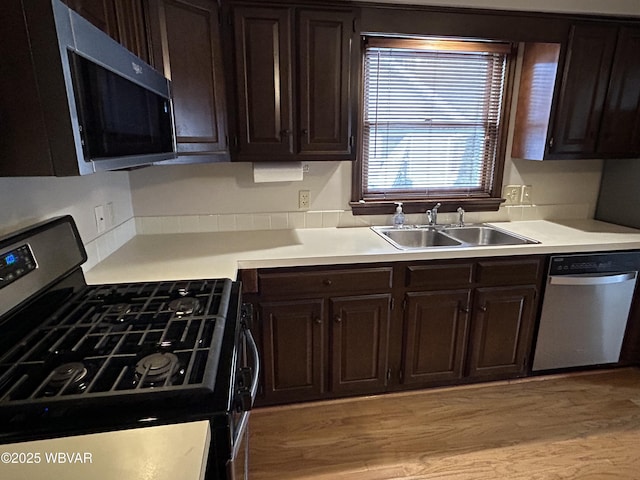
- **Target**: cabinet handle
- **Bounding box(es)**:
[314,317,322,325]
[479,305,487,312]
[322,279,333,286]
[280,129,292,140]
[301,129,308,135]
[459,306,470,313]
[334,315,342,323]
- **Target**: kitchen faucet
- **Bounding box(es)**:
[457,207,465,227]
[426,203,441,226]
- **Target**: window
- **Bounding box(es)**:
[352,37,515,214]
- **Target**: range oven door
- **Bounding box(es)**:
[227,310,260,480]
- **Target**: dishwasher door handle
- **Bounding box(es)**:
[549,272,637,286]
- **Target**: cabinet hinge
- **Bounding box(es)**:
[399,369,403,382]
[386,368,392,381]
[549,137,554,148]
[352,18,357,33]
[402,298,407,311]
[390,297,395,310]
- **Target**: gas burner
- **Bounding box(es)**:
[45,362,89,395]
[168,297,201,316]
[134,352,184,387]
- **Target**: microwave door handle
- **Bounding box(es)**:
[549,272,637,286]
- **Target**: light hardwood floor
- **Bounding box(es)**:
[249,368,640,479]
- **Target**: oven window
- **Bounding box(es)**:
[69,51,174,160]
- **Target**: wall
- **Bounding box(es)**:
[128,27,606,233]
[0,172,135,270]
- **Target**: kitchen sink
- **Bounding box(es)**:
[375,227,463,249]
[441,225,538,246]
[372,224,538,250]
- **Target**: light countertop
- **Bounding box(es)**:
[85,219,640,284]
[0,421,210,480]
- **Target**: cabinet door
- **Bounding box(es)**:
[259,299,324,404]
[112,0,150,62]
[298,10,355,158]
[64,0,148,62]
[550,24,617,156]
[330,295,390,395]
[232,6,293,160]
[598,26,640,156]
[468,286,536,378]
[63,0,115,35]
[147,0,228,161]
[403,290,471,386]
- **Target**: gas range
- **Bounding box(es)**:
[0,216,258,480]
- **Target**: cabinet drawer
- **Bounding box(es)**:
[476,259,542,285]
[406,263,474,289]
[259,267,393,296]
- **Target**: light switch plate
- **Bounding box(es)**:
[521,185,533,205]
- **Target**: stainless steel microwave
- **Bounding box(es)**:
[1,0,176,176]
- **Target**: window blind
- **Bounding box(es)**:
[362,38,510,200]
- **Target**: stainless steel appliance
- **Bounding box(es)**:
[1,0,176,176]
[0,216,258,479]
[532,252,640,371]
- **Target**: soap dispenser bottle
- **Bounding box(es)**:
[393,202,405,228]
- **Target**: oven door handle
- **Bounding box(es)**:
[245,327,260,402]
[231,326,260,461]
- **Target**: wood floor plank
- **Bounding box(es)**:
[249,368,640,479]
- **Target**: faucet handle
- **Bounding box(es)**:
[426,210,433,225]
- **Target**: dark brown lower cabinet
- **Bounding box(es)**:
[247,256,543,406]
[399,257,543,389]
[330,295,391,395]
[403,290,471,385]
[257,292,391,404]
[259,299,324,404]
[467,286,537,378]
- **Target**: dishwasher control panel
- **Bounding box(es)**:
[549,252,640,275]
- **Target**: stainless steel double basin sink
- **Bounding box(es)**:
[371,224,539,250]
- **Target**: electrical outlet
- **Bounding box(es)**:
[298,190,310,210]
[521,185,533,205]
[94,205,106,233]
[503,185,522,205]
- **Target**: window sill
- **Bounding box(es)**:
[350,198,505,215]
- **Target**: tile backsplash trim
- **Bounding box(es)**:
[134,203,593,235]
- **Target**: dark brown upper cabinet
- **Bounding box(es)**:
[63,0,149,62]
[146,0,229,163]
[512,23,640,160]
[227,4,358,162]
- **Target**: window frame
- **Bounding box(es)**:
[351,36,518,215]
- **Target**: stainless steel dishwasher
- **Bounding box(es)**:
[532,252,640,372]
